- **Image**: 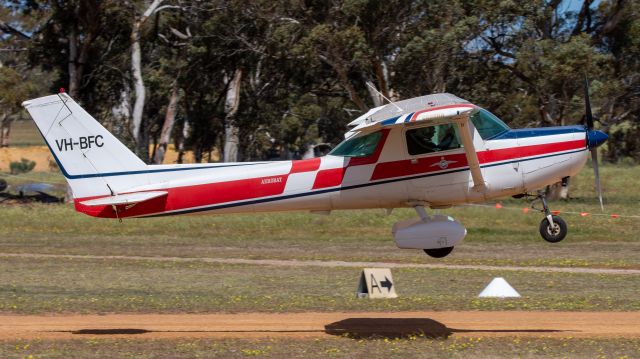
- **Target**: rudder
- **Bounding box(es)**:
[22,93,149,199]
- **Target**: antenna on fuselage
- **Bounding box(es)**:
[366,82,403,113]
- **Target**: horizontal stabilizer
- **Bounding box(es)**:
[80,191,168,207]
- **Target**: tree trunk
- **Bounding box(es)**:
[223,69,242,162]
[176,117,190,164]
[130,0,164,153]
[130,36,145,143]
[334,64,367,112]
[68,26,79,97]
[111,86,132,141]
[365,80,383,107]
[137,117,150,162]
[154,83,180,164]
[67,3,99,98]
[0,112,10,147]
[371,57,390,99]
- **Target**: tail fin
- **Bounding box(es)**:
[22,93,148,199]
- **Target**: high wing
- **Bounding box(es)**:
[345,105,477,138]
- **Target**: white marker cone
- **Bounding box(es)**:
[478,277,521,298]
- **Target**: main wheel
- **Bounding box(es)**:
[424,246,454,258]
[539,215,567,243]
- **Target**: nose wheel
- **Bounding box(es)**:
[539,215,567,243]
[533,190,568,243]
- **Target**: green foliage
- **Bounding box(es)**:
[9,158,36,174]
[2,0,639,161]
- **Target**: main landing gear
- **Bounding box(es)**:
[415,206,457,258]
[532,190,568,243]
[424,246,455,258]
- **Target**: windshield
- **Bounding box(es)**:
[329,131,382,157]
[471,109,510,139]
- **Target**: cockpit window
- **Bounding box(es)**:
[329,131,382,157]
[406,124,462,155]
[470,109,510,139]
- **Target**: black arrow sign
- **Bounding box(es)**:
[381,276,393,291]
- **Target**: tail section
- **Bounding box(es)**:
[22,94,149,199]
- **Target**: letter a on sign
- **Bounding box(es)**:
[356,268,398,299]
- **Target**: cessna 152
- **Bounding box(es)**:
[23,86,607,258]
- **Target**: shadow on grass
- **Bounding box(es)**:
[324,318,566,339]
[72,329,150,335]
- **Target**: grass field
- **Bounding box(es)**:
[0,165,638,314]
[2,257,640,314]
[0,163,638,357]
[1,164,638,270]
[4,337,640,359]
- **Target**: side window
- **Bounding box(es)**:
[329,131,382,157]
[471,109,510,139]
[406,124,461,156]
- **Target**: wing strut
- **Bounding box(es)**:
[453,115,485,191]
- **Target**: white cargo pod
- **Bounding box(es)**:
[392,215,466,249]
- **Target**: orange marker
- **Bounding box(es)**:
[580,212,589,217]
[495,203,503,209]
[611,214,619,219]
[522,207,530,214]
[552,210,561,215]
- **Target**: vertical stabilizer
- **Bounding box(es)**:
[22,93,149,199]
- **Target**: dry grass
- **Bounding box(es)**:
[1,256,638,314]
[3,337,640,358]
[0,164,639,270]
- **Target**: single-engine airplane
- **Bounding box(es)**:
[22,85,607,258]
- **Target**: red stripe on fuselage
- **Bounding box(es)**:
[312,168,345,189]
[370,139,586,181]
[371,153,469,181]
[312,129,390,189]
[290,157,321,173]
[77,156,326,218]
[75,174,289,218]
[477,139,585,163]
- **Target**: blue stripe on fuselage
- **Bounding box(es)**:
[490,125,586,140]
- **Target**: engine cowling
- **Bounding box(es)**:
[392,215,467,250]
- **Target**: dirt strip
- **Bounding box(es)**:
[1,252,639,275]
[1,312,639,340]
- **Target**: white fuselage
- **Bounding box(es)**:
[73,123,588,218]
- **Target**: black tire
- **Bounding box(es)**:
[424,246,454,258]
[539,215,567,243]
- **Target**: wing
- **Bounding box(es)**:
[345,105,477,138]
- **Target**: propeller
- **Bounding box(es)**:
[584,78,606,211]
